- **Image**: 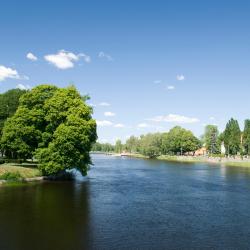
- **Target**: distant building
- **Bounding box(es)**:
[221,142,226,155]
[194,147,207,156]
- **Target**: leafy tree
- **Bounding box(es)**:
[162,126,200,155]
[124,136,139,153]
[138,133,162,158]
[115,140,123,153]
[243,119,250,155]
[203,125,219,154]
[224,118,241,156]
[0,88,26,135]
[1,84,97,176]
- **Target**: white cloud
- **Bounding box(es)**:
[98,138,108,143]
[44,50,90,69]
[149,114,199,124]
[16,84,31,90]
[99,102,110,106]
[137,123,150,128]
[153,80,162,84]
[209,116,215,121]
[98,51,113,61]
[167,85,175,90]
[96,120,113,127]
[114,123,125,128]
[26,52,38,61]
[176,74,185,81]
[0,65,21,81]
[104,111,115,117]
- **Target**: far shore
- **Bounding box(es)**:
[91,151,250,168]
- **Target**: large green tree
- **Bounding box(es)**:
[243,119,250,155]
[203,125,220,154]
[162,126,200,155]
[114,139,123,153]
[1,85,97,175]
[224,118,241,156]
[138,133,163,158]
[124,136,139,153]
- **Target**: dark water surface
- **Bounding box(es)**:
[1,155,250,250]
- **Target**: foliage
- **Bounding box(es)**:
[224,118,241,155]
[203,125,220,154]
[0,88,26,135]
[114,139,123,153]
[137,133,162,158]
[92,142,114,152]
[162,126,201,155]
[243,119,250,155]
[1,85,97,176]
[124,136,139,153]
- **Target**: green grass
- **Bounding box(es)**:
[0,172,23,181]
[224,161,250,168]
[0,164,42,180]
[157,155,203,163]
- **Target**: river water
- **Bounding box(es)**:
[1,154,250,250]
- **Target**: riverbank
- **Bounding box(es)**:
[96,152,250,168]
[0,164,43,184]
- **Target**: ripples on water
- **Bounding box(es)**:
[1,154,250,250]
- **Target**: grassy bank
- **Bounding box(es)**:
[157,155,203,163]
[0,164,42,182]
[159,155,250,167]
[223,161,250,168]
[117,153,250,168]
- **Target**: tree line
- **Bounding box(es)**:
[93,119,250,158]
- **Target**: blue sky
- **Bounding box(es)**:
[1,0,250,143]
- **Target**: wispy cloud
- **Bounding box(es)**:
[167,85,175,90]
[44,50,90,69]
[114,123,125,128]
[137,123,150,128]
[104,111,116,117]
[16,84,31,90]
[99,102,111,106]
[153,80,162,84]
[96,120,113,127]
[26,52,38,61]
[96,120,125,128]
[98,52,113,61]
[176,74,185,81]
[0,65,28,81]
[149,114,199,124]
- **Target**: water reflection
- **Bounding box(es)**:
[0,182,90,250]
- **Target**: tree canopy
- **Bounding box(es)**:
[0,88,27,135]
[243,120,250,155]
[203,125,220,154]
[162,126,201,155]
[1,85,97,176]
[224,118,241,155]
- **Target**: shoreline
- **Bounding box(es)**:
[93,152,250,168]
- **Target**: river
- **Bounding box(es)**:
[1,154,250,250]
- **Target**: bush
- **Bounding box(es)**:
[0,159,5,165]
[0,172,23,181]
